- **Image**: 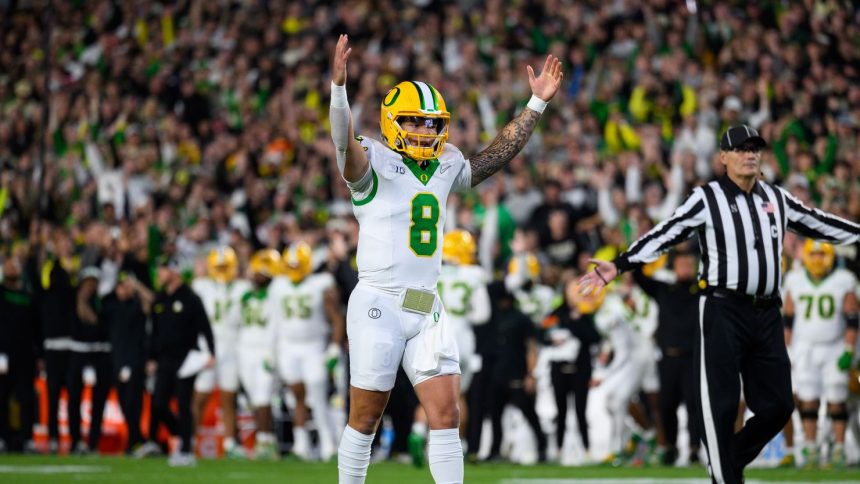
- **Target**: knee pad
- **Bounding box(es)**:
[799,409,818,421]
[828,406,848,422]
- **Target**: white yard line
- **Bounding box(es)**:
[0,465,111,474]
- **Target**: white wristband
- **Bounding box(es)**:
[331,82,348,108]
[526,94,548,114]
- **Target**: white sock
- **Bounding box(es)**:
[412,421,428,437]
[428,428,463,484]
[259,432,276,444]
[338,425,375,484]
[224,437,236,450]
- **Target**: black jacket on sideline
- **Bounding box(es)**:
[633,269,703,354]
[148,284,214,363]
[102,292,148,370]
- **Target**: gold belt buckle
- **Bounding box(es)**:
[401,288,435,314]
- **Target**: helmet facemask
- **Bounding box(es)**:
[392,115,450,161]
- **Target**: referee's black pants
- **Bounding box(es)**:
[694,292,793,484]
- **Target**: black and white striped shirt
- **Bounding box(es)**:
[615,176,860,298]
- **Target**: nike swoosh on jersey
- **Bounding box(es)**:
[439,164,451,174]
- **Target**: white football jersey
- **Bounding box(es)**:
[192,278,252,346]
[437,263,491,329]
[268,273,335,343]
[349,136,471,292]
[595,293,636,374]
[513,284,558,326]
[238,286,276,348]
[628,287,658,341]
[784,268,857,344]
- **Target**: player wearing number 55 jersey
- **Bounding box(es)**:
[191,247,251,458]
[783,240,859,468]
[330,34,562,484]
[270,242,344,461]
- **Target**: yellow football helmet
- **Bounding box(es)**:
[207,247,238,283]
[249,249,281,279]
[577,287,607,315]
[282,242,313,283]
[508,253,541,282]
[380,81,450,161]
[442,230,476,266]
[801,239,835,279]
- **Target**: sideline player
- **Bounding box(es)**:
[191,247,251,458]
[783,240,858,468]
[329,34,562,483]
[237,249,280,460]
[271,242,344,461]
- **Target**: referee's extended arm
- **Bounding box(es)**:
[580,187,707,293]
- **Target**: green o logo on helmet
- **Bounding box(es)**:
[383,87,401,107]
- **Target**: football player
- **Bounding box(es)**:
[237,249,281,460]
[505,251,558,325]
[406,230,490,464]
[590,276,641,465]
[271,242,344,461]
[191,247,251,458]
[329,34,562,483]
[783,240,858,469]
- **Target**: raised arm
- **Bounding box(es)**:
[469,55,563,186]
[329,34,369,183]
[780,187,860,245]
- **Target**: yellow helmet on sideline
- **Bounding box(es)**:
[801,239,835,279]
[442,230,476,266]
[508,253,541,282]
[282,242,313,283]
[207,247,238,283]
[380,81,450,161]
[249,249,281,279]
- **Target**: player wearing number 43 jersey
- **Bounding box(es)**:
[330,34,562,484]
[269,242,344,461]
[783,240,859,468]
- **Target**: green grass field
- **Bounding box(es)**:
[1,456,860,483]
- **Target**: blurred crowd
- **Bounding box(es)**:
[1,0,860,468]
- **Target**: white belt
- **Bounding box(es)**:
[44,338,74,351]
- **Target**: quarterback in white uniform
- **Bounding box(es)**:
[783,240,859,468]
[329,34,562,483]
[191,247,251,457]
[237,249,281,460]
[270,242,344,461]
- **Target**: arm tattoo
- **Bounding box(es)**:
[469,107,541,186]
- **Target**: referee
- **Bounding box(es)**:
[581,125,860,484]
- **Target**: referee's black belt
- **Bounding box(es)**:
[708,288,781,309]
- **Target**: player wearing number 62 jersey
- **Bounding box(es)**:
[783,240,859,468]
[330,34,562,484]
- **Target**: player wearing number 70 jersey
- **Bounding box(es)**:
[329,34,562,484]
[783,240,859,468]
